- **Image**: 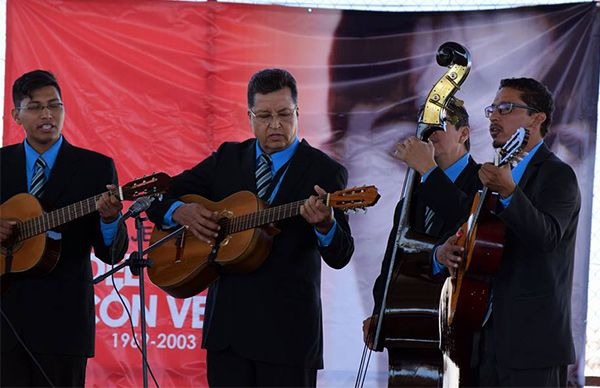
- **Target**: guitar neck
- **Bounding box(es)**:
[226,199,307,234]
[17,192,106,242]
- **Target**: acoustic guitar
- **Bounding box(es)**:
[0,172,170,281]
[148,186,380,298]
[440,127,529,373]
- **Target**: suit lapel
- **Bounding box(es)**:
[243,140,258,192]
[517,143,552,191]
[454,156,477,189]
[12,143,28,196]
[270,139,314,205]
[42,139,82,209]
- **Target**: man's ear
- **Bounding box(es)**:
[533,111,547,128]
[459,125,470,145]
[11,108,21,125]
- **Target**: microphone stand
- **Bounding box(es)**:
[94,217,186,388]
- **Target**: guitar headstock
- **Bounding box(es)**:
[118,172,171,201]
[497,127,529,167]
[327,185,381,211]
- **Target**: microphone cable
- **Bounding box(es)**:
[0,306,55,387]
[107,220,160,388]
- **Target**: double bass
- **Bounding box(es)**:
[362,42,471,387]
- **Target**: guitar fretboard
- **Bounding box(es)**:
[17,192,107,242]
[223,198,315,234]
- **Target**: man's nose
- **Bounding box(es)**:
[40,106,54,118]
[268,116,283,128]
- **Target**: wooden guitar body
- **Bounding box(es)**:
[0,193,61,278]
[449,191,505,330]
[440,191,505,384]
[0,172,169,289]
[148,192,278,299]
[148,186,380,299]
[438,127,528,386]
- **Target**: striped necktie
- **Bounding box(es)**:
[423,206,436,235]
[30,156,48,198]
[256,153,273,201]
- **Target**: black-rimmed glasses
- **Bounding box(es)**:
[484,102,539,118]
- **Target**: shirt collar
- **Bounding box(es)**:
[510,140,543,184]
[255,136,300,172]
[443,152,470,183]
[24,135,63,173]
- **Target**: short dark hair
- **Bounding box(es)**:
[499,77,554,137]
[447,99,470,151]
[12,70,62,108]
[247,68,297,108]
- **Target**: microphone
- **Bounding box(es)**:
[122,196,155,221]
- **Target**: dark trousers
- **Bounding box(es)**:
[206,347,317,387]
[1,346,87,387]
[478,316,567,387]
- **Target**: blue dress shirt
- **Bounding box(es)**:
[24,136,119,245]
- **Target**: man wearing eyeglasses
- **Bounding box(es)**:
[0,69,127,387]
[147,68,354,387]
[436,77,580,386]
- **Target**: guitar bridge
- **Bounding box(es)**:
[174,229,186,264]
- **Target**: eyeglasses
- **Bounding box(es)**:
[17,102,64,114]
[484,102,539,118]
[249,107,297,124]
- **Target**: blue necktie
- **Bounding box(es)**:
[256,153,273,201]
[30,156,47,198]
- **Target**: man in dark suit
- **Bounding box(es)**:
[437,77,580,386]
[0,70,127,387]
[362,100,481,348]
[147,68,354,387]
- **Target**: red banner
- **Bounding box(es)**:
[4,1,599,386]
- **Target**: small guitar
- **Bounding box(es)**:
[0,172,171,280]
[440,127,529,369]
[147,186,381,298]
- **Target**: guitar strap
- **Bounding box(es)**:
[261,159,292,203]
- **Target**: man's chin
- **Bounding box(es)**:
[266,140,291,152]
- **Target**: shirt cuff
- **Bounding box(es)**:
[315,219,337,247]
[100,214,122,245]
[431,246,446,275]
[499,194,513,208]
[163,201,185,229]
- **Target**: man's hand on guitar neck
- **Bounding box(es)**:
[479,163,516,198]
[0,219,17,244]
[435,232,463,278]
[300,185,334,234]
[173,202,220,244]
[97,185,124,223]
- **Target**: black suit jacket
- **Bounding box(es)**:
[491,143,579,368]
[0,138,127,357]
[147,139,354,369]
[372,156,481,313]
